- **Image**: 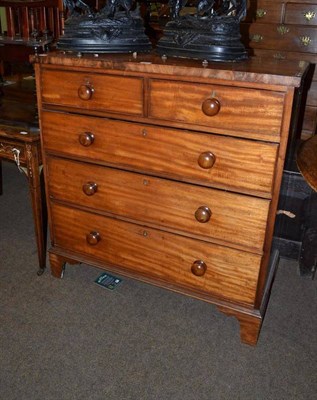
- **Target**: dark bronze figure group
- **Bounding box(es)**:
[168,0,246,19]
[58,0,151,53]
[58,0,248,61]
[157,0,248,61]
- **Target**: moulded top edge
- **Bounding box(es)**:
[31,51,309,88]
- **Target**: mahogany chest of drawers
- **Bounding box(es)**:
[33,52,307,345]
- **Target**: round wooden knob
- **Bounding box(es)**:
[195,206,212,223]
[78,84,94,100]
[78,132,94,147]
[191,260,207,277]
[86,231,101,245]
[82,182,98,196]
[202,98,221,116]
[198,151,216,169]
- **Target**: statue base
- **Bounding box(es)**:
[156,15,248,62]
[57,11,152,54]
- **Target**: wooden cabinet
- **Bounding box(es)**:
[242,0,317,140]
[33,53,307,345]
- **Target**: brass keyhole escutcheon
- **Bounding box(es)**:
[300,36,312,46]
[304,11,316,21]
[256,9,267,18]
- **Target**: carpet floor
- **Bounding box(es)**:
[0,161,316,400]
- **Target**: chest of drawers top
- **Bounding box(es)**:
[36,51,305,91]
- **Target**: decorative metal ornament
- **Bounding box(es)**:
[57,0,152,53]
[156,0,248,62]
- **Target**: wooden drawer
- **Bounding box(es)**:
[246,1,283,23]
[247,1,317,25]
[47,157,270,252]
[42,111,278,197]
[250,49,317,80]
[148,79,285,140]
[40,70,144,116]
[285,3,317,26]
[245,23,317,54]
[51,203,261,305]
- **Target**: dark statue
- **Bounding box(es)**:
[157,0,248,62]
[57,0,151,53]
[102,0,134,18]
[63,0,94,16]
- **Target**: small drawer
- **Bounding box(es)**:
[42,111,278,197]
[148,79,285,141]
[51,203,262,305]
[285,4,317,26]
[40,69,144,116]
[245,1,283,23]
[47,157,270,252]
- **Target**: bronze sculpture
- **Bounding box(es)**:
[57,0,151,53]
[157,0,248,62]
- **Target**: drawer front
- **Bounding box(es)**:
[250,49,317,80]
[245,23,317,53]
[285,4,317,26]
[148,79,285,140]
[42,111,278,196]
[51,203,261,305]
[47,157,270,252]
[40,70,144,116]
[246,1,283,23]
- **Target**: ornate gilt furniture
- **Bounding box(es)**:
[33,52,307,345]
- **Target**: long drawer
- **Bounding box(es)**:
[246,1,317,26]
[245,23,317,54]
[40,70,144,116]
[47,157,270,252]
[284,3,317,26]
[51,203,262,305]
[41,111,278,197]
